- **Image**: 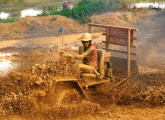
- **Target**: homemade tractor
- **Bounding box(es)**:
[57,49,114,99]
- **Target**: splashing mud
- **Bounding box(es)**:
[0,43,164,120]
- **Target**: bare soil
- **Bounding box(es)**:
[0,9,165,120]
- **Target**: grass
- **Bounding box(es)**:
[0,18,18,23]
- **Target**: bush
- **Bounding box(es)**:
[71,7,80,19]
[86,0,106,14]
[61,8,71,17]
[50,5,57,11]
[0,18,18,23]
[77,1,91,18]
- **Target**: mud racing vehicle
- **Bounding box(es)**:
[57,48,114,99]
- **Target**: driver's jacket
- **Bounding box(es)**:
[76,44,98,70]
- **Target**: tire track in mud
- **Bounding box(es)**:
[56,90,68,105]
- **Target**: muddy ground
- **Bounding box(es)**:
[0,9,165,120]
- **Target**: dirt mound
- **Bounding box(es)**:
[0,15,85,41]
[91,11,135,26]
[0,9,152,42]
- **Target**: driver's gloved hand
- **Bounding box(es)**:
[74,55,83,60]
[98,74,104,79]
[73,55,78,59]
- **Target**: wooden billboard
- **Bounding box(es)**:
[108,29,133,46]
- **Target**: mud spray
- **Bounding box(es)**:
[0,41,164,120]
[0,46,101,120]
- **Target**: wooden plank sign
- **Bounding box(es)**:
[108,28,134,46]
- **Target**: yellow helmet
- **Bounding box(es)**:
[81,33,92,42]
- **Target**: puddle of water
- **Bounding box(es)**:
[0,12,10,19]
[0,53,12,57]
[20,9,42,18]
[132,2,165,9]
[0,53,15,76]
[0,9,43,19]
[0,59,13,76]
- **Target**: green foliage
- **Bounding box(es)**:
[51,8,71,18]
[50,5,57,11]
[61,8,71,17]
[77,1,90,18]
[0,17,18,23]
[71,7,80,19]
[148,5,153,8]
[86,0,106,14]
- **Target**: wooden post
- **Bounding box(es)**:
[131,30,134,46]
[106,28,109,52]
[88,25,91,33]
[127,29,131,77]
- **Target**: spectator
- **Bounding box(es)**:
[63,1,68,9]
[67,2,71,9]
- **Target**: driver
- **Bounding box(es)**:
[74,33,100,77]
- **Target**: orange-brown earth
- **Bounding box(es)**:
[0,9,165,120]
